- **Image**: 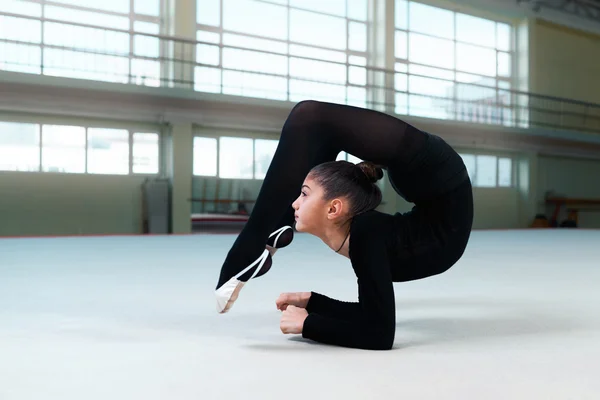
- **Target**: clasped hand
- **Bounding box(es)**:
[276,292,311,334]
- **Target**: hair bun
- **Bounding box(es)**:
[357,161,384,183]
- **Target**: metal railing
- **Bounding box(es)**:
[2,11,600,135]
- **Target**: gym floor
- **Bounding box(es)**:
[1,230,599,399]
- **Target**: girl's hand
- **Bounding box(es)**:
[276,292,311,311]
[280,305,308,334]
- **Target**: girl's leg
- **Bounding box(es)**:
[216,100,428,291]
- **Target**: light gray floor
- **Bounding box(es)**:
[1,230,599,400]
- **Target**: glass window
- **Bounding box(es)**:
[348,22,367,52]
[290,9,346,50]
[41,125,86,173]
[456,13,496,48]
[395,0,408,30]
[0,0,42,17]
[408,2,454,39]
[456,43,496,76]
[197,0,220,26]
[498,157,512,187]
[0,42,41,74]
[290,0,345,16]
[44,5,130,30]
[219,137,253,179]
[496,23,511,52]
[395,31,408,59]
[459,154,476,181]
[409,34,454,69]
[0,122,40,172]
[224,0,287,38]
[194,137,217,176]
[135,0,160,16]
[475,155,497,187]
[133,133,159,174]
[50,0,130,14]
[87,128,129,175]
[347,0,367,21]
[254,139,278,179]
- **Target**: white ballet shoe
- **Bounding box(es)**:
[215,249,272,314]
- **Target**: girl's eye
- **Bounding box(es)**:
[301,191,307,197]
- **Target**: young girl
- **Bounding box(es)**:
[215,101,473,350]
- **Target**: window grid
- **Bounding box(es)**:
[459,153,514,188]
[0,121,160,175]
[394,0,513,124]
[195,0,369,106]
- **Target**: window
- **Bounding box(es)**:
[254,139,278,179]
[459,153,513,187]
[196,0,368,104]
[395,0,513,124]
[193,135,280,179]
[219,137,254,179]
[133,133,160,174]
[41,125,86,173]
[337,151,363,164]
[87,128,129,174]
[0,0,160,86]
[0,119,159,175]
[193,137,218,176]
[0,122,40,171]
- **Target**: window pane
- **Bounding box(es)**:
[498,52,511,77]
[349,66,366,85]
[497,23,511,51]
[222,70,287,100]
[409,2,453,39]
[408,94,452,120]
[456,43,496,76]
[254,139,278,179]
[395,0,408,30]
[197,0,220,26]
[347,154,362,164]
[44,23,129,55]
[456,13,496,48]
[197,30,220,44]
[224,0,287,38]
[41,125,86,173]
[498,157,512,187]
[336,151,347,161]
[194,137,217,176]
[347,0,367,21]
[0,122,40,172]
[410,64,454,80]
[0,0,41,17]
[290,44,346,63]
[133,133,159,174]
[395,30,407,59]
[135,22,160,34]
[349,22,367,52]
[290,0,345,16]
[135,0,159,16]
[51,0,129,14]
[290,57,346,84]
[290,9,346,50]
[395,92,408,114]
[87,128,129,175]
[197,44,220,65]
[475,155,497,187]
[289,79,345,103]
[134,34,159,58]
[409,75,453,97]
[223,48,287,75]
[195,66,221,93]
[347,86,366,108]
[45,5,130,30]
[0,16,41,43]
[131,59,160,86]
[219,137,253,179]
[459,154,476,181]
[349,55,366,66]
[223,33,287,54]
[43,48,129,83]
[0,42,41,74]
[409,33,454,69]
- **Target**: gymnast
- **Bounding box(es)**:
[215,100,474,350]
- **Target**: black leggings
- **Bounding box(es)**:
[217,101,470,288]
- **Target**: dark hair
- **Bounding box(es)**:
[308,160,384,219]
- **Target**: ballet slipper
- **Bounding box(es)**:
[215,249,272,314]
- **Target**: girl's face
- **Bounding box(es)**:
[291,176,347,234]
